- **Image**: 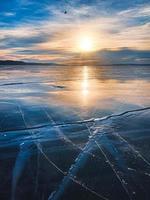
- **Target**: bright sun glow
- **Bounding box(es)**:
[76,33,96,52]
[78,36,94,52]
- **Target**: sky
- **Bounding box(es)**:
[0,0,150,64]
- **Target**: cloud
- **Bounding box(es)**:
[0,34,50,48]
[95,48,150,64]
[2,12,16,17]
[118,4,150,18]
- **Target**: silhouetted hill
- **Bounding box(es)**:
[0,60,61,65]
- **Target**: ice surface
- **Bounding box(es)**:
[0,65,150,200]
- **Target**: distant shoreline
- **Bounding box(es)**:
[0,60,149,66]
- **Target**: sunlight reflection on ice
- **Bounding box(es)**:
[81,66,89,104]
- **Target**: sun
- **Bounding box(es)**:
[77,36,95,52]
[79,37,93,52]
[72,31,99,53]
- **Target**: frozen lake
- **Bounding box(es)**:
[0,65,150,200]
